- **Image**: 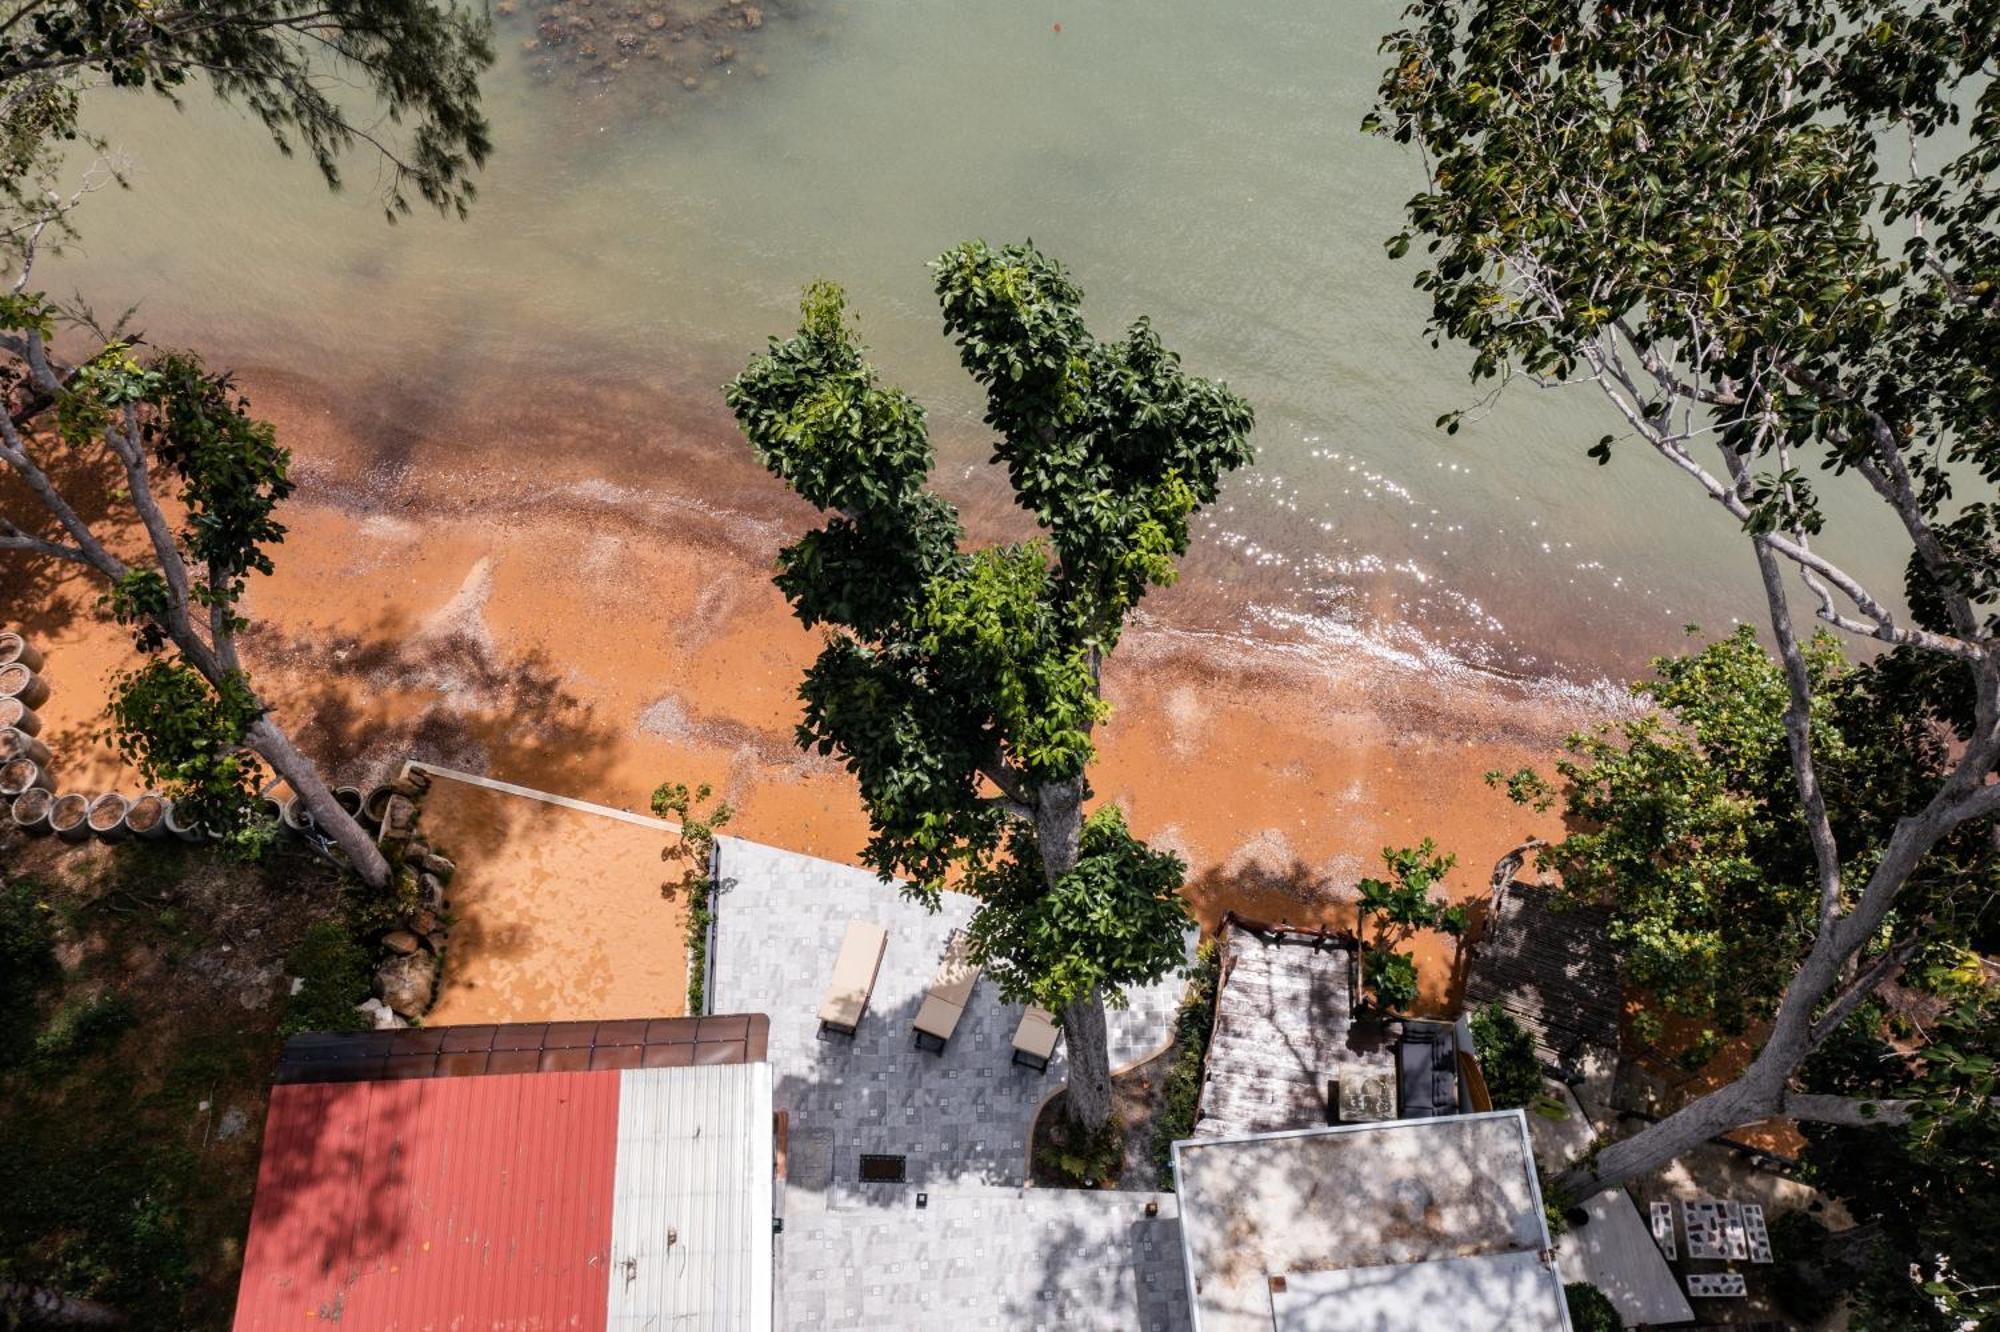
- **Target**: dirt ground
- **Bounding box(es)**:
[417,771,691,1024]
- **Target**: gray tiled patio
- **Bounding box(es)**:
[709,835,1195,1330]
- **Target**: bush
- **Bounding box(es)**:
[1564,1281,1620,1331]
[33,993,134,1062]
[1038,1109,1125,1188]
[1363,945,1419,1012]
[1154,938,1222,1182]
[0,878,55,1055]
[1769,1210,1843,1324]
[1471,1002,1544,1108]
[280,921,372,1036]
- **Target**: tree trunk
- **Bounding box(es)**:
[1061,988,1115,1129]
[1030,774,1121,1129]
[1554,1076,1765,1203]
[245,716,391,889]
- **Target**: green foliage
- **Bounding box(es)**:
[32,992,134,1062]
[0,0,492,236]
[106,660,269,855]
[729,242,1249,1021]
[652,780,734,1014]
[1563,1282,1619,1332]
[1796,993,2000,1329]
[1038,1109,1126,1188]
[280,921,371,1037]
[964,807,1192,1013]
[1362,945,1419,1013]
[1153,936,1222,1183]
[1470,1002,1542,1110]
[1356,839,1464,944]
[1769,1210,1844,1325]
[1491,627,1990,1065]
[0,877,55,1058]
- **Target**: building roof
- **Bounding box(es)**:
[1463,879,1620,1070]
[1171,1112,1570,1332]
[1194,917,1394,1138]
[233,1021,774,1332]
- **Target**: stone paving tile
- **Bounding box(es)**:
[711,835,1188,1191]
[710,836,1194,1330]
[778,1185,1191,1332]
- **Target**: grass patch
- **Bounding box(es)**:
[279,920,373,1037]
[1152,936,1222,1184]
[0,834,347,1328]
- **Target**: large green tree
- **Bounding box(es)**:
[729,241,1255,1127]
[1372,0,2000,1213]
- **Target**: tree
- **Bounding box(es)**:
[728,241,1255,1128]
[1376,0,2000,1224]
[0,0,492,248]
[1354,840,1466,1014]
[1370,0,2000,1221]
[0,330,391,886]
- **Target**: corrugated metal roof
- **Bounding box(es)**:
[233,1033,774,1331]
[609,1065,773,1330]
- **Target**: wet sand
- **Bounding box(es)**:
[0,364,1623,1012]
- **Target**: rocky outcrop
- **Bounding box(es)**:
[375,952,438,1019]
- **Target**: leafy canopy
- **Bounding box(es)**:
[0,0,493,229]
[1493,626,1994,1065]
[728,241,1254,1010]
[105,659,267,853]
[727,241,1253,894]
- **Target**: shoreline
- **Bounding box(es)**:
[5,362,1637,1007]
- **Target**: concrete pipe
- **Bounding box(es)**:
[0,663,49,710]
[0,727,51,766]
[0,697,41,737]
[163,800,206,844]
[0,631,43,672]
[9,786,54,835]
[87,793,131,842]
[126,792,169,840]
[50,793,91,842]
[335,785,365,818]
[281,793,316,835]
[362,783,396,826]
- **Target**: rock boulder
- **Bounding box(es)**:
[375,952,437,1019]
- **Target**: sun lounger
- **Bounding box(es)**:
[913,930,982,1053]
[1011,1005,1060,1071]
[817,920,888,1039]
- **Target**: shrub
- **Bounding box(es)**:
[1769,1210,1843,1324]
[1038,1109,1125,1188]
[33,993,134,1062]
[1471,1002,1544,1108]
[1153,937,1223,1182]
[1363,945,1419,1012]
[1564,1281,1620,1331]
[0,877,55,1054]
[651,780,732,1015]
[280,921,372,1036]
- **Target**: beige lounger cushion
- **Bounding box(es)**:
[818,920,887,1028]
[1013,1004,1059,1060]
[912,933,981,1042]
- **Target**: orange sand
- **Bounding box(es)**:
[0,366,1599,1015]
[417,773,690,1023]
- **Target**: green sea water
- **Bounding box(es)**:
[41,0,1910,686]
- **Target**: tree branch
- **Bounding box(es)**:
[1778,1092,1917,1128]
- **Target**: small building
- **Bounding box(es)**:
[231,1017,776,1331]
[1171,1112,1571,1332]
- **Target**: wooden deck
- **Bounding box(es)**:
[1193,916,1394,1138]
[1463,879,1621,1070]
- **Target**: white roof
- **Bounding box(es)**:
[1273,1251,1567,1330]
[1171,1112,1570,1332]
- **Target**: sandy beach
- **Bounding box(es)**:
[3,363,1615,1011]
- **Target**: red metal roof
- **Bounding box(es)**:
[233,1071,620,1330]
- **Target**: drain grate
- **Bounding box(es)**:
[858,1153,908,1183]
